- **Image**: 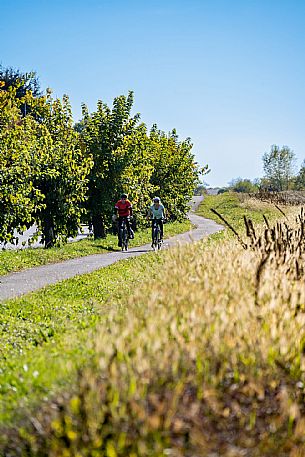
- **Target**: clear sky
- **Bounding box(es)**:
[1,0,305,186]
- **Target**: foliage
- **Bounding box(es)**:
[2,197,305,455]
[0,65,41,116]
[80,94,204,236]
[0,69,205,246]
[115,123,156,224]
[0,84,93,248]
[149,126,203,220]
[262,144,296,191]
[294,159,305,190]
[0,84,44,245]
[229,177,259,193]
[31,91,93,247]
[80,91,141,238]
[217,187,229,194]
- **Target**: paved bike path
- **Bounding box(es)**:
[0,200,223,301]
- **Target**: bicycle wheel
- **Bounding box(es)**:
[157,228,162,250]
[152,225,158,251]
[122,226,128,251]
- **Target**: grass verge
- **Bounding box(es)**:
[2,195,305,455]
[0,253,165,424]
[0,219,191,276]
[196,192,293,240]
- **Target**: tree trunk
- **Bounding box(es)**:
[43,214,55,248]
[92,214,106,239]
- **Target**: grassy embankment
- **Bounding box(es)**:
[0,219,191,276]
[2,193,305,456]
[197,192,288,239]
[0,218,193,423]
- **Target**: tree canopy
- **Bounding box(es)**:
[262,145,296,191]
[0,81,92,247]
[80,93,203,238]
[0,72,205,247]
[0,84,42,244]
[229,178,259,193]
[0,65,41,117]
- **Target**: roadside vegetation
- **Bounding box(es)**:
[253,190,305,206]
[2,194,305,455]
[0,219,191,276]
[1,66,204,248]
[0,253,164,425]
[196,192,287,240]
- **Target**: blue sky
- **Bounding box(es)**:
[1,0,305,186]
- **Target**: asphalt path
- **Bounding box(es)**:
[0,197,223,301]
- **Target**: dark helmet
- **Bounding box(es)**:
[121,193,128,199]
[153,196,160,203]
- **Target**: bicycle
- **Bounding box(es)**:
[151,218,163,251]
[119,217,129,251]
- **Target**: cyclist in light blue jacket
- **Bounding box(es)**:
[147,197,166,242]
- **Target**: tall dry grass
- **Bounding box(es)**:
[252,191,305,206]
[2,209,305,456]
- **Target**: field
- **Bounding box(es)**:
[1,194,305,456]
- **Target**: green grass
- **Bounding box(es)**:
[0,197,274,426]
[0,220,191,276]
[0,196,278,427]
[196,192,287,240]
[0,252,166,424]
[2,196,305,454]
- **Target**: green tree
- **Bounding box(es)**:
[229,178,258,193]
[0,65,41,116]
[294,160,305,190]
[81,91,140,238]
[0,83,92,248]
[31,91,93,247]
[149,126,203,220]
[116,123,156,225]
[263,145,296,191]
[0,83,44,245]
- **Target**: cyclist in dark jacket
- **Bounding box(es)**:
[114,193,134,247]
